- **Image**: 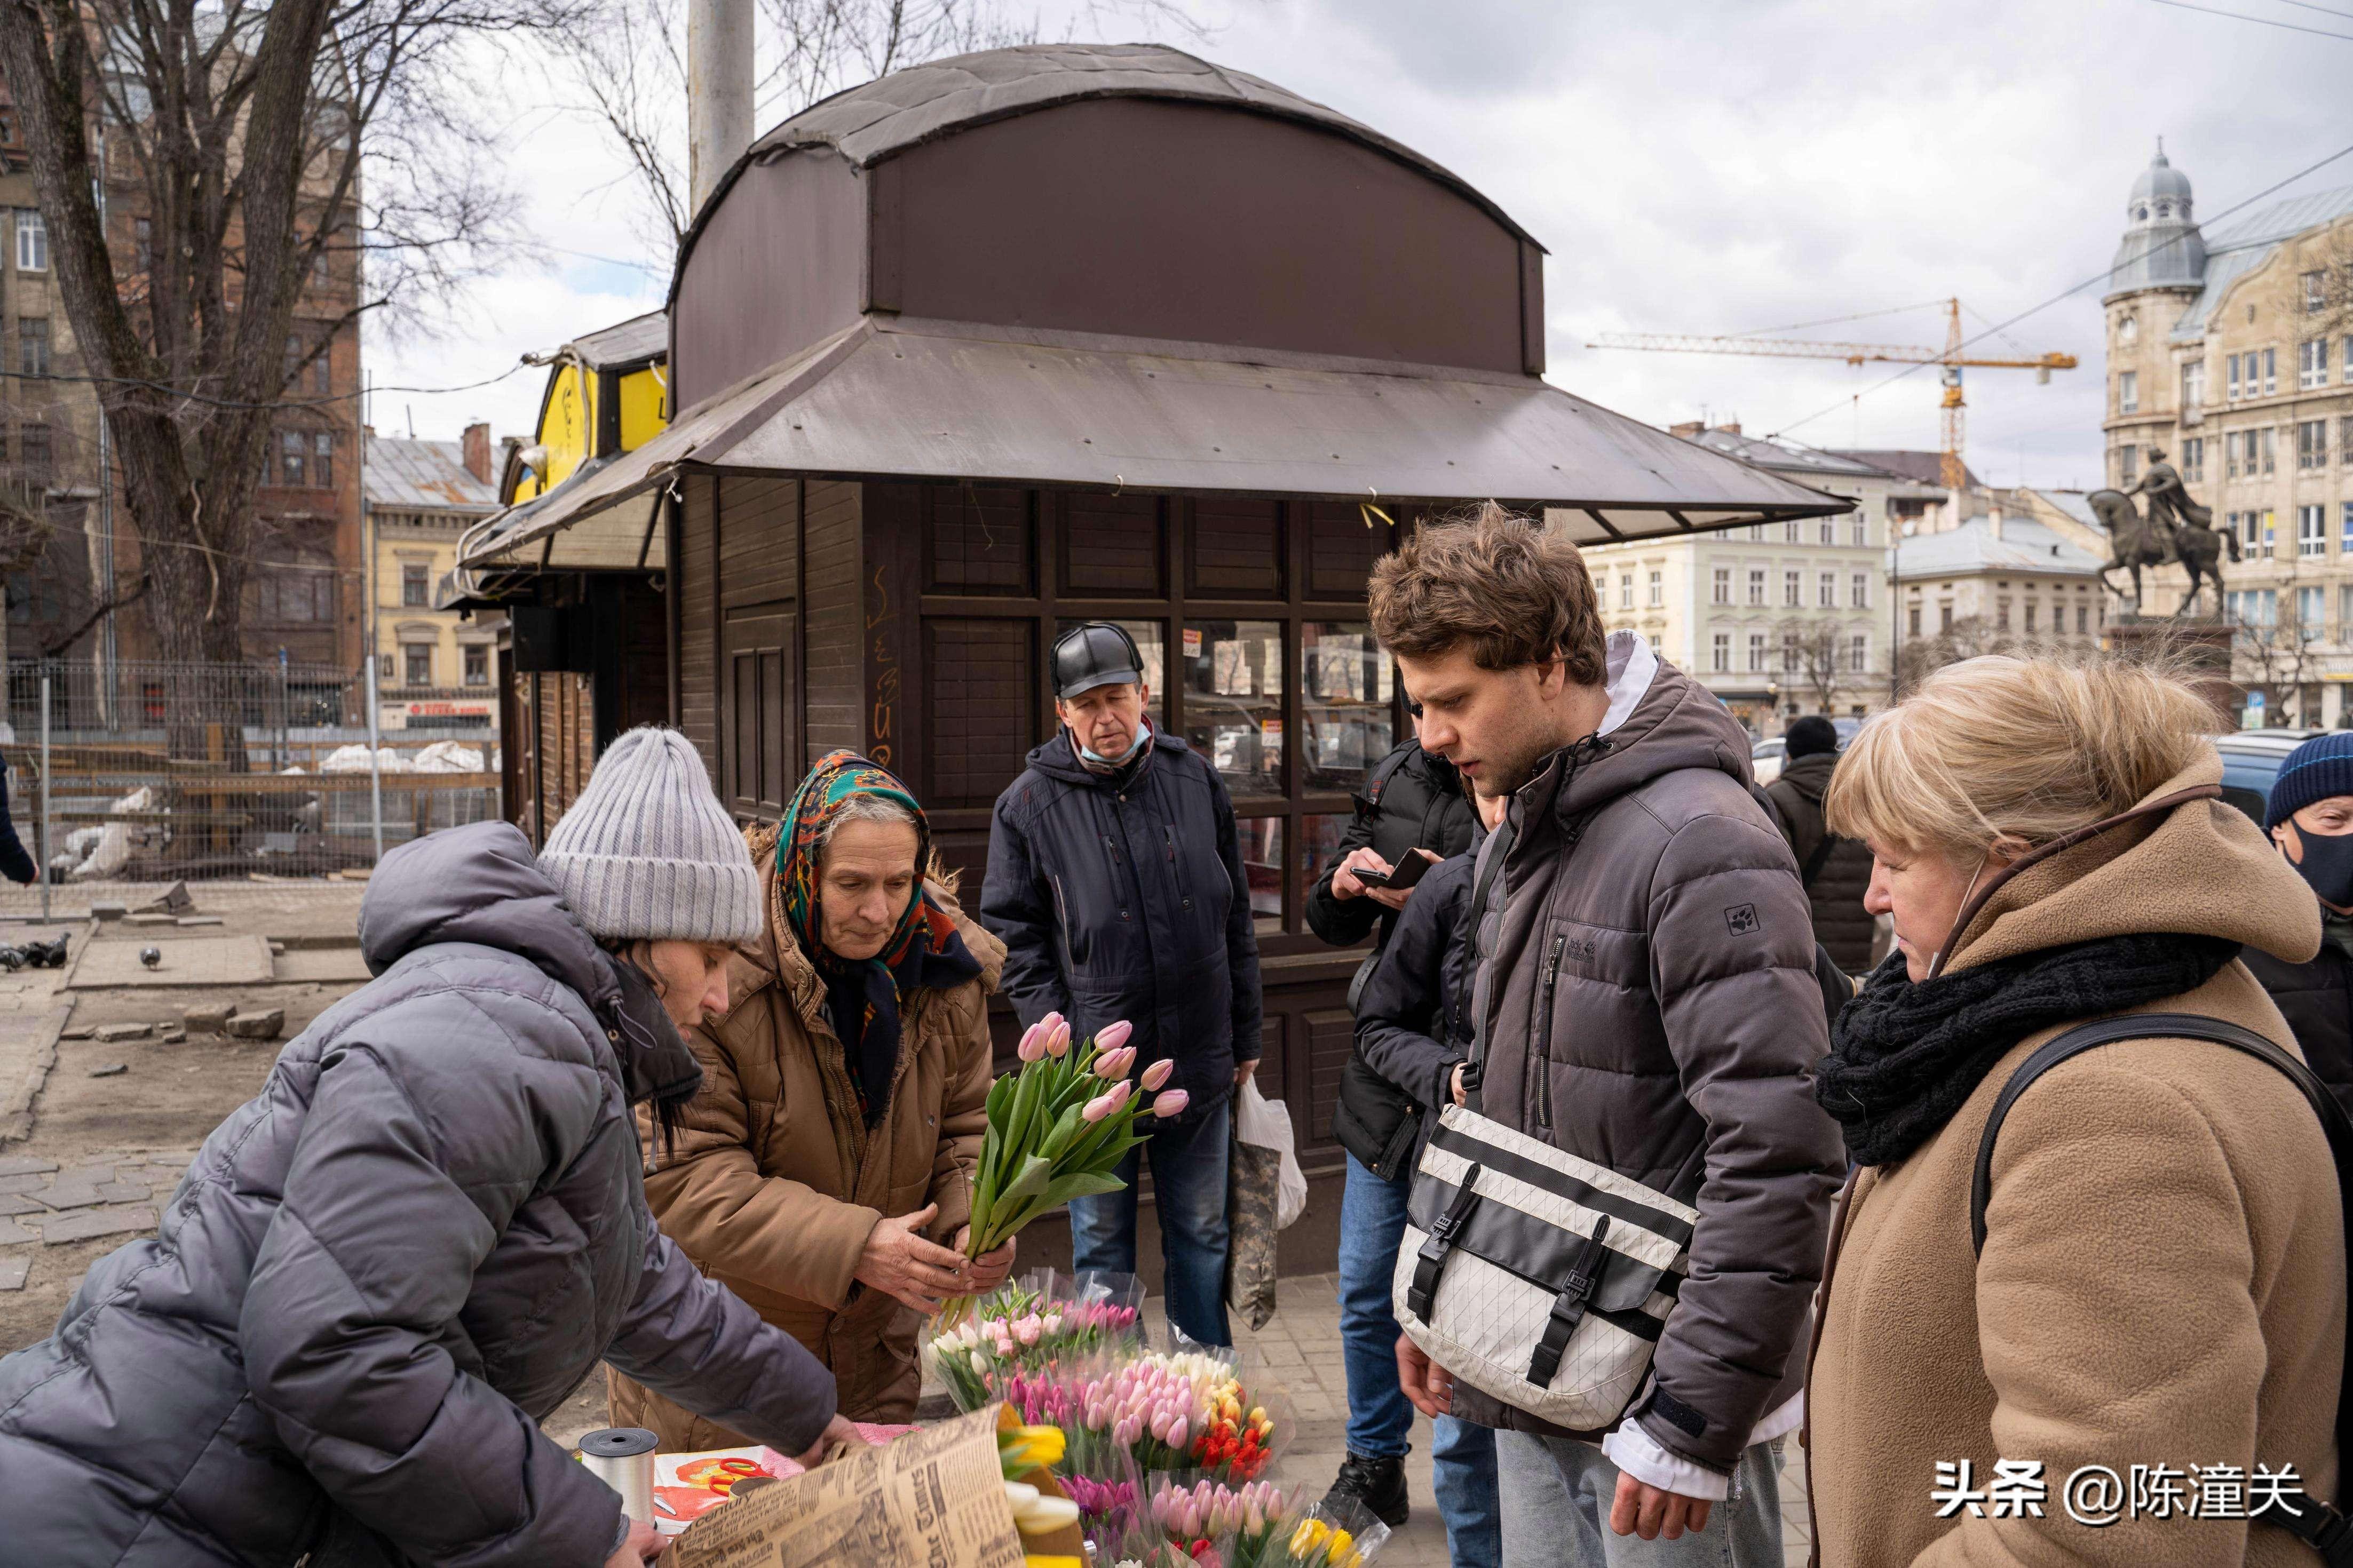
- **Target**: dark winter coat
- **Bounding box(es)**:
[1340,845,1481,1178]
[1304,740,1477,955]
[0,751,37,884]
[981,729,1263,1118]
[1764,750,1876,972]
[0,820,839,1568]
[1459,633,1845,1474]
[2241,908,2353,1121]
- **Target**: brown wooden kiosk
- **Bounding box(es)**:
[456,44,1847,1238]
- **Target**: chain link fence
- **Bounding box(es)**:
[3,658,502,884]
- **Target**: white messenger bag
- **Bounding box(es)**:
[1391,1105,1696,1432]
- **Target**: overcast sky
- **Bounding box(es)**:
[366,0,2353,492]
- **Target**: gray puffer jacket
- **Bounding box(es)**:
[0,820,838,1568]
[1458,633,1844,1474]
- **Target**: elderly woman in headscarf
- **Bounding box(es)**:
[611,751,1019,1443]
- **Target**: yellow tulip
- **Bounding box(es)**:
[1330,1529,1353,1557]
[1024,1557,1084,1568]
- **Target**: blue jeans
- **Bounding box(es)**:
[1070,1102,1232,1347]
[1340,1152,1502,1568]
[1498,1431,1786,1568]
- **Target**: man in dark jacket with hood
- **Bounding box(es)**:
[981,622,1263,1347]
[0,729,851,1568]
[2244,729,2353,1118]
[1764,715,1875,971]
[1371,509,1843,1566]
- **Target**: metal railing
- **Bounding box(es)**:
[4,658,502,885]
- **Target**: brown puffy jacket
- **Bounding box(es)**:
[610,849,1005,1443]
[1807,753,2343,1567]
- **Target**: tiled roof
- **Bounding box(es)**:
[1892,514,2108,579]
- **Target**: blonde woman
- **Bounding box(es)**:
[1805,655,2344,1567]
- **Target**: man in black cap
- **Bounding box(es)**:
[980,622,1263,1347]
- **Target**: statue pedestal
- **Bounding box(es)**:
[2104,616,2238,728]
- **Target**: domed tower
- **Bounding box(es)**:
[2104,140,2207,496]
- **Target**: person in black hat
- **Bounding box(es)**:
[979,622,1264,1347]
[1764,715,1875,972]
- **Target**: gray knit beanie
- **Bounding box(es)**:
[537,726,762,943]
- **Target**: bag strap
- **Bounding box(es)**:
[1406,1163,1484,1322]
[1801,830,1840,890]
[1526,1214,1614,1388]
[1972,1010,2353,1559]
[1354,742,1417,816]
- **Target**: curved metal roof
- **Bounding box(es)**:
[739,42,1540,249]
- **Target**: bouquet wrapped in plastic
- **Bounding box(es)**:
[925,1270,1146,1412]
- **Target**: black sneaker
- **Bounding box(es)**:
[1323,1451,1409,1527]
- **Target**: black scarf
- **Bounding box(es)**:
[1816,933,2242,1166]
[822,932,982,1128]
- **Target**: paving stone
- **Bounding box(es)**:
[158,1029,187,1044]
[0,1172,50,1195]
[0,1193,42,1215]
[89,1062,129,1078]
[91,1180,152,1203]
[91,1022,150,1043]
[90,902,127,922]
[128,913,178,926]
[58,1025,94,1040]
[0,1216,37,1245]
[0,1156,58,1177]
[226,1008,286,1040]
[38,1184,107,1211]
[182,1002,235,1032]
[37,1205,156,1245]
[0,1256,27,1291]
[176,916,224,927]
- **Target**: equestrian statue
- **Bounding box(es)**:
[2091,447,2236,615]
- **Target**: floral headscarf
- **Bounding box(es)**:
[777,751,977,1123]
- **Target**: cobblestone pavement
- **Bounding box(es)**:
[0,1147,197,1296]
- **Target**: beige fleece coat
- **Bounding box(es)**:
[1808,754,2343,1567]
[609,854,1004,1445]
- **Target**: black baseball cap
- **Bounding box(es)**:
[1053,622,1145,701]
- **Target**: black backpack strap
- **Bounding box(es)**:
[1972,1011,2353,1558]
[1353,742,1417,817]
[1801,831,1841,890]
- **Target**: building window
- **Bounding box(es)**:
[2227,352,2241,401]
[1850,572,1869,609]
[402,644,432,688]
[1711,567,1731,606]
[279,429,305,487]
[1997,596,2011,631]
[2303,339,2332,390]
[1939,602,1954,632]
[1851,514,1869,546]
[283,333,303,387]
[401,563,429,606]
[2263,509,2277,557]
[1782,569,1800,608]
[1908,604,1922,636]
[313,341,331,395]
[1848,634,1868,674]
[1646,569,1662,608]
[2342,584,2353,635]
[312,245,331,288]
[2303,504,2327,558]
[2262,426,2277,474]
[313,430,333,488]
[1747,632,1765,673]
[1780,632,1799,673]
[1619,572,1633,611]
[2024,601,2038,634]
[2301,585,2326,630]
[134,216,152,274]
[2183,435,2204,480]
[14,209,45,272]
[2342,503,2353,553]
[2264,346,2278,396]
[463,644,489,686]
[2077,603,2090,635]
[19,423,49,485]
[2343,418,2353,463]
[2118,370,2138,413]
[2119,444,2138,485]
[1817,570,1836,608]
[2303,420,2329,471]
[2344,337,2353,385]
[1818,516,1836,545]
[2307,270,2329,314]
[2182,360,2206,410]
[1783,519,1800,543]
[18,318,47,379]
[1711,632,1730,672]
[1747,568,1765,607]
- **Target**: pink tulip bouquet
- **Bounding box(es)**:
[941,1012,1189,1321]
[927,1272,1147,1411]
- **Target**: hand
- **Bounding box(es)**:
[1610,1474,1713,1541]
[1396,1333,1454,1417]
[1330,847,1390,902]
[854,1203,968,1314]
[793,1412,868,1470]
[1367,849,1438,912]
[954,1226,1017,1294]
[1234,1058,1257,1088]
[1449,1064,1469,1107]
[604,1518,664,1567]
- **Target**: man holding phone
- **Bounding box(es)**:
[1308,735,1478,1532]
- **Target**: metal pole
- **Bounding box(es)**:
[1889,516,1901,704]
[38,672,51,922]
[364,644,385,866]
[687,0,752,213]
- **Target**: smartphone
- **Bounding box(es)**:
[1353,849,1435,892]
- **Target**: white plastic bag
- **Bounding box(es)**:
[1235,1078,1308,1230]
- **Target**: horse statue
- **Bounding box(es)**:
[2090,487,2237,616]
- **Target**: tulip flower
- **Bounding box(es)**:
[1153,1088,1190,1119]
[1044,1018,1073,1057]
[1095,1018,1134,1052]
[1140,1057,1175,1091]
[1017,1020,1049,1063]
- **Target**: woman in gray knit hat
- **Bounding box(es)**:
[0,726,856,1568]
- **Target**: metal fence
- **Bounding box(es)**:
[3,658,502,886]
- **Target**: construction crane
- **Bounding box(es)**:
[1588,298,2076,490]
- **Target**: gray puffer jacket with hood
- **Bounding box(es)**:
[0,820,838,1568]
[1456,633,1844,1475]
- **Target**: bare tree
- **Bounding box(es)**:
[1890,615,2022,694]
[2237,600,2326,726]
[1775,617,1847,714]
[0,0,573,758]
[550,0,1205,258]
